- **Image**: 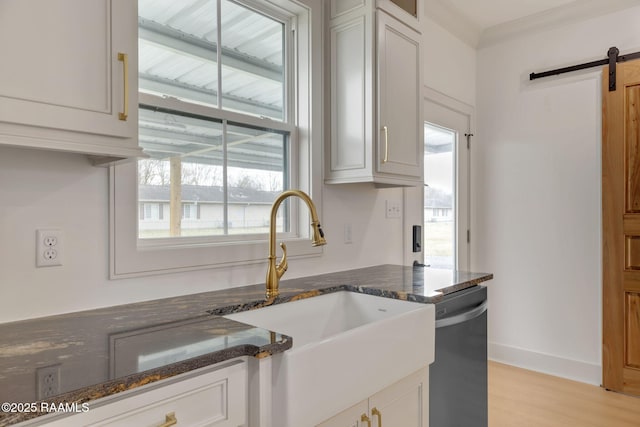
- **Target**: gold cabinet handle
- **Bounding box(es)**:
[361,413,372,427]
[382,126,389,163]
[372,407,382,427]
[117,52,129,121]
[158,412,177,427]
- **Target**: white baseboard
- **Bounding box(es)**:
[488,342,601,386]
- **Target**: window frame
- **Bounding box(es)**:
[110,0,322,278]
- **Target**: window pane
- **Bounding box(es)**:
[138,0,218,107]
[226,122,287,234]
[137,108,288,239]
[424,123,455,269]
[220,0,285,120]
[138,108,224,239]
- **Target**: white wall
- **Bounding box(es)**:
[0,146,407,323]
[421,15,476,107]
[474,6,640,385]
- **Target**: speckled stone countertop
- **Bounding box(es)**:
[0,265,492,426]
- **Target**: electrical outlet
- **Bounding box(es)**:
[36,229,63,267]
[36,365,61,400]
[385,200,402,218]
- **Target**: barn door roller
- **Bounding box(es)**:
[530,47,640,91]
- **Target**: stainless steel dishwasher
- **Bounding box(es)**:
[430,285,488,427]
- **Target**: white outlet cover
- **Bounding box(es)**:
[36,229,63,267]
[36,365,61,399]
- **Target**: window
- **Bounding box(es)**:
[136,109,289,238]
[137,0,291,240]
[141,203,161,221]
[111,0,322,278]
[181,204,197,221]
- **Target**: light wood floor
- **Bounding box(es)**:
[489,362,640,426]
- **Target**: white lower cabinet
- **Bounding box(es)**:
[317,367,429,427]
[26,360,247,427]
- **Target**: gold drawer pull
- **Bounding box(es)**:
[117,52,129,121]
[158,412,177,427]
[372,407,382,427]
[361,413,372,427]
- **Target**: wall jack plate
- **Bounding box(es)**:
[385,200,402,218]
[36,365,61,400]
[36,229,63,267]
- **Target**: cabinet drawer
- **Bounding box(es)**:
[26,360,247,427]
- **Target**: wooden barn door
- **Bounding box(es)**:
[602,59,640,395]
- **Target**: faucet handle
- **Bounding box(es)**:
[276,242,288,278]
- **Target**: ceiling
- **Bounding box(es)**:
[429,0,640,47]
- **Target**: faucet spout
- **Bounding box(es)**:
[266,190,326,298]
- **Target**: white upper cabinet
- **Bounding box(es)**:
[0,0,143,162]
[326,0,422,186]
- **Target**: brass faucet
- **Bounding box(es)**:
[266,190,326,298]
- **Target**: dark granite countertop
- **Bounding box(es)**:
[0,265,492,426]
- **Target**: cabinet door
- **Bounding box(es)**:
[0,0,136,139]
[26,361,247,427]
[368,367,428,427]
[376,10,421,179]
[328,10,374,183]
[317,399,368,427]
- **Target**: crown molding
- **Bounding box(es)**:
[478,0,640,48]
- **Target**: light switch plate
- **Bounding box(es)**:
[385,200,402,218]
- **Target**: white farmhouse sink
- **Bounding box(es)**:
[224,291,435,426]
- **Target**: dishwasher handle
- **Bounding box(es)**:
[436,299,488,329]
